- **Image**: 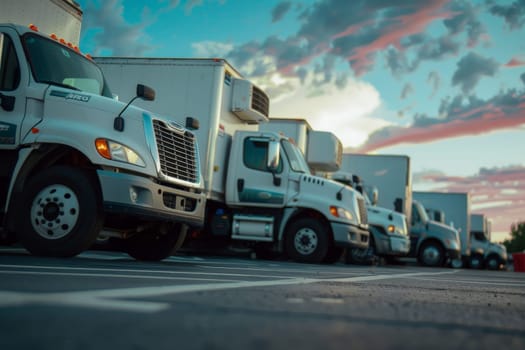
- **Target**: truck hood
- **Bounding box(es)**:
[367,205,408,235]
[427,220,459,241]
[296,174,367,227]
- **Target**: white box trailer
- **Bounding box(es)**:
[413,191,471,266]
[0,0,82,46]
[95,57,370,264]
[259,118,342,173]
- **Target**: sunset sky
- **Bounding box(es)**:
[75,0,525,242]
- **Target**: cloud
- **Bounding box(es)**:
[191,41,234,57]
[443,0,485,47]
[270,76,387,148]
[427,71,441,98]
[272,1,292,23]
[81,0,156,56]
[522,73,525,85]
[451,52,499,94]
[401,83,414,99]
[357,89,525,152]
[488,0,525,30]
[413,165,525,238]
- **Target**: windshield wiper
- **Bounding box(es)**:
[40,80,81,91]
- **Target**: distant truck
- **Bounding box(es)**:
[0,0,82,46]
[413,191,471,268]
[470,214,508,270]
[95,57,370,264]
[336,154,460,267]
[0,24,206,260]
[331,173,410,264]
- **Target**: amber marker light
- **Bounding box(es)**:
[329,206,339,217]
[95,138,111,159]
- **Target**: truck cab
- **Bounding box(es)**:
[331,173,410,264]
[410,200,461,267]
[211,130,370,263]
[0,24,205,259]
[470,214,508,270]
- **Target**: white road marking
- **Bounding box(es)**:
[407,276,525,287]
[0,264,301,279]
[0,270,460,313]
[311,297,344,304]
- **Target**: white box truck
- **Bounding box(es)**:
[470,214,507,270]
[336,153,461,267]
[95,57,370,264]
[258,123,410,265]
[0,0,82,46]
[331,173,410,264]
[0,23,206,260]
[413,191,471,268]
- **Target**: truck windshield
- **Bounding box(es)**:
[281,139,311,174]
[22,33,112,98]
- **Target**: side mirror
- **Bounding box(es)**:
[267,140,280,171]
[136,84,155,101]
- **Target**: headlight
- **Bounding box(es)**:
[330,206,354,221]
[95,138,146,167]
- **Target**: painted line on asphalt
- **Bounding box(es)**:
[0,264,301,280]
[0,270,460,313]
[406,276,525,287]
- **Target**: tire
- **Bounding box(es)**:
[123,224,186,261]
[485,254,501,271]
[16,166,102,257]
[469,254,484,269]
[323,246,344,264]
[284,218,329,264]
[417,241,445,267]
[345,238,376,265]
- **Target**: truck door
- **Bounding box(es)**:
[226,136,288,208]
[0,29,26,211]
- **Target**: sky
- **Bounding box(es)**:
[75,0,525,242]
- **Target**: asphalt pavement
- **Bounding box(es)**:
[1,246,524,350]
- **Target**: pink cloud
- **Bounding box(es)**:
[343,0,456,75]
[358,99,525,153]
[504,57,525,67]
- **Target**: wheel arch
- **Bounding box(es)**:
[281,208,334,245]
[6,143,101,231]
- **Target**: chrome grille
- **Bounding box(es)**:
[251,85,269,117]
[357,196,368,225]
[153,120,199,183]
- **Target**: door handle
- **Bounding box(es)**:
[237,179,244,192]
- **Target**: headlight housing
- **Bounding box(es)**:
[330,206,355,221]
[95,138,146,167]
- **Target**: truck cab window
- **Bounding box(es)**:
[243,138,282,173]
[0,33,20,91]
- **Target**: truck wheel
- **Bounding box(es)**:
[469,254,484,269]
[345,238,376,265]
[123,224,187,261]
[16,166,102,257]
[418,241,445,267]
[285,218,328,264]
[485,254,501,270]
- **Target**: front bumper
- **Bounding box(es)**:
[375,234,411,256]
[331,222,369,249]
[97,169,206,228]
